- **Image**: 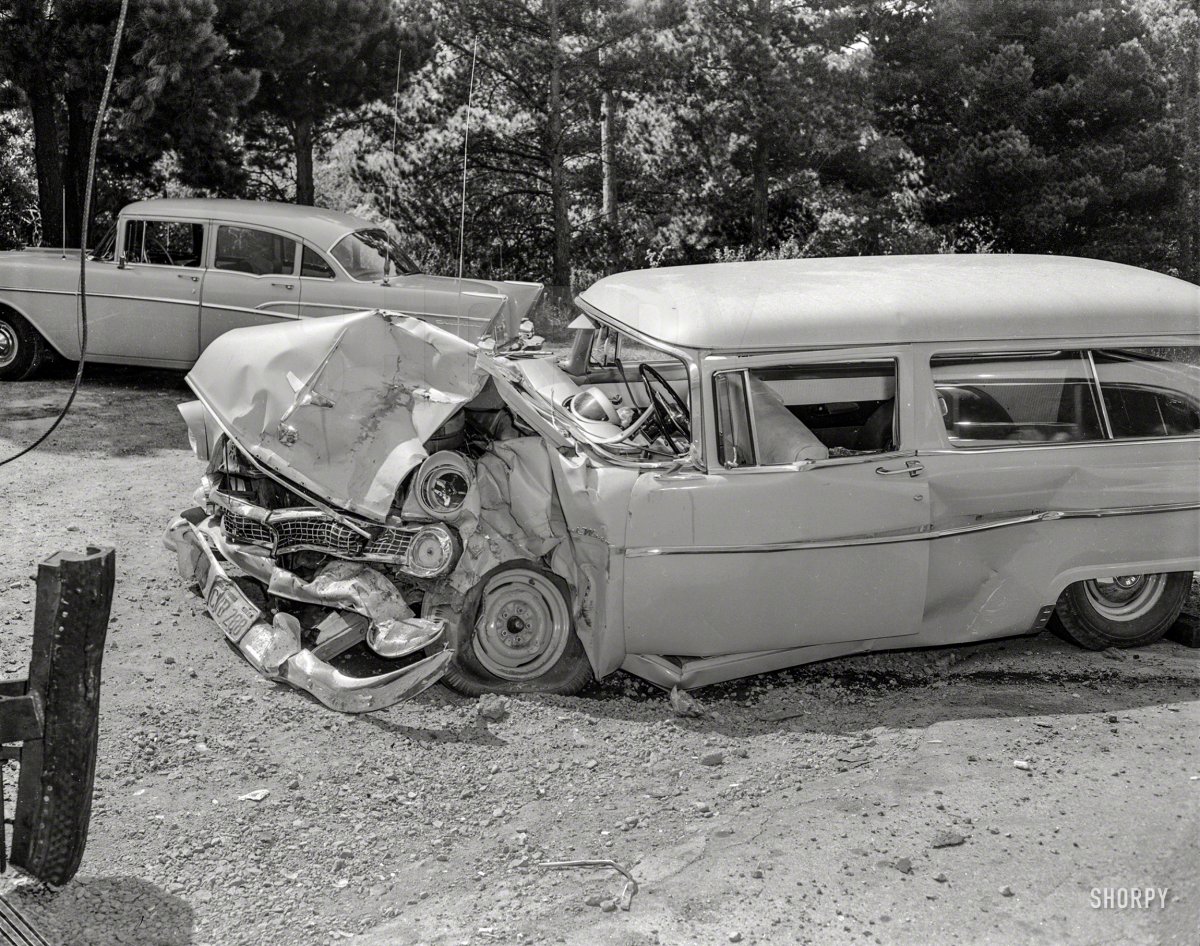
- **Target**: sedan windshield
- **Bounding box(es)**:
[330,229,419,280]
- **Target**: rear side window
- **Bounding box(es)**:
[1092,347,1200,438]
[124,219,204,267]
[215,226,297,276]
[932,351,1104,445]
[301,246,335,278]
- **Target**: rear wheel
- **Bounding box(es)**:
[433,561,592,696]
[1052,571,1191,649]
[0,309,48,381]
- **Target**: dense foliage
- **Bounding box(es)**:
[0,0,1195,285]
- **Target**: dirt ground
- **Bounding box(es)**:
[1,367,1197,946]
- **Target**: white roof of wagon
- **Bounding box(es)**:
[121,198,371,250]
[576,255,1200,351]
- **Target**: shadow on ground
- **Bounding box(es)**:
[2,876,194,946]
[0,365,191,458]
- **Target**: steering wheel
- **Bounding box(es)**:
[639,363,691,455]
[147,234,175,266]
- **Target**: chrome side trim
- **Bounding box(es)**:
[201,301,300,319]
[0,285,199,307]
[625,501,1200,558]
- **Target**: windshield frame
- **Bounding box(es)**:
[329,228,420,282]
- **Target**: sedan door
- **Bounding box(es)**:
[623,349,932,657]
[84,217,205,364]
[199,223,303,352]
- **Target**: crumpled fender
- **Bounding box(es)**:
[165,516,452,713]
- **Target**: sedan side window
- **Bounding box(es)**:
[124,219,204,267]
[932,351,1104,445]
[1092,347,1200,438]
[300,246,335,279]
[215,226,297,276]
[714,361,898,468]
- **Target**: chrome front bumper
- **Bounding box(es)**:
[165,513,453,713]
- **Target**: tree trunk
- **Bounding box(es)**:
[64,89,91,250]
[546,0,572,288]
[750,0,771,250]
[25,77,64,249]
[293,117,316,206]
[600,86,619,269]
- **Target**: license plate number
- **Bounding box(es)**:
[207,579,260,642]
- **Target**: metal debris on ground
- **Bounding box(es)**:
[539,858,639,911]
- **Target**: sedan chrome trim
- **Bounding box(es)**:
[624,501,1200,557]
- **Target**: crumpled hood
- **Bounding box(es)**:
[187,310,488,521]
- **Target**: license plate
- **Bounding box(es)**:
[206,578,261,642]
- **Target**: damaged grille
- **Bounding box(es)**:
[222,511,275,547]
[216,494,418,565]
[272,517,363,556]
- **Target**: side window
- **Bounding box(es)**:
[932,351,1103,445]
[1093,347,1200,439]
[300,246,335,279]
[214,226,297,276]
[123,219,204,267]
[713,361,897,468]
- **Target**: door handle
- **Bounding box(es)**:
[271,282,294,290]
[875,460,924,477]
[176,274,199,282]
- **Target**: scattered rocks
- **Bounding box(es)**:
[1013,760,1031,771]
[478,694,509,722]
[1000,885,1015,897]
[934,873,948,883]
[728,933,743,943]
[237,789,270,802]
[669,686,705,718]
[700,750,725,767]
[600,899,617,913]
[931,830,967,848]
[893,857,913,875]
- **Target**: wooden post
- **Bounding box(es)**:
[6,547,114,886]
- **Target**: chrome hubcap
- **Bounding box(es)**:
[0,322,17,368]
[473,569,569,681]
[1083,573,1166,622]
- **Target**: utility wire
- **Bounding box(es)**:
[1,0,129,468]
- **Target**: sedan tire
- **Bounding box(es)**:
[0,309,48,381]
[1052,571,1191,650]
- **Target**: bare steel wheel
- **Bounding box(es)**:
[473,568,571,680]
[431,561,593,696]
[1053,571,1190,650]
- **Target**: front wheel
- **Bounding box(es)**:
[1052,571,1191,650]
[433,561,592,696]
[0,310,48,381]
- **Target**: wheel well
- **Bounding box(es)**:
[0,301,67,360]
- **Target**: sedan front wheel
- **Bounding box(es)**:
[1053,571,1191,649]
[0,309,48,382]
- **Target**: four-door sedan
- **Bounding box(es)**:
[164,254,1200,712]
[0,198,541,380]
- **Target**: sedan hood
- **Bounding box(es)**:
[187,310,487,521]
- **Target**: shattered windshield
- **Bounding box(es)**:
[330,228,420,280]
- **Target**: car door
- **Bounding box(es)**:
[199,223,303,352]
[84,216,205,364]
[622,347,932,657]
[912,343,1200,641]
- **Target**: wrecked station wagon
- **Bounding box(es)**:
[166,255,1200,712]
[0,198,540,381]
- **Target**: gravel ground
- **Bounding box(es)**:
[1,367,1197,946]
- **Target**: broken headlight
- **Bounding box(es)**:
[413,451,474,520]
[405,524,460,578]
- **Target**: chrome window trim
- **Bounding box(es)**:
[708,356,902,473]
